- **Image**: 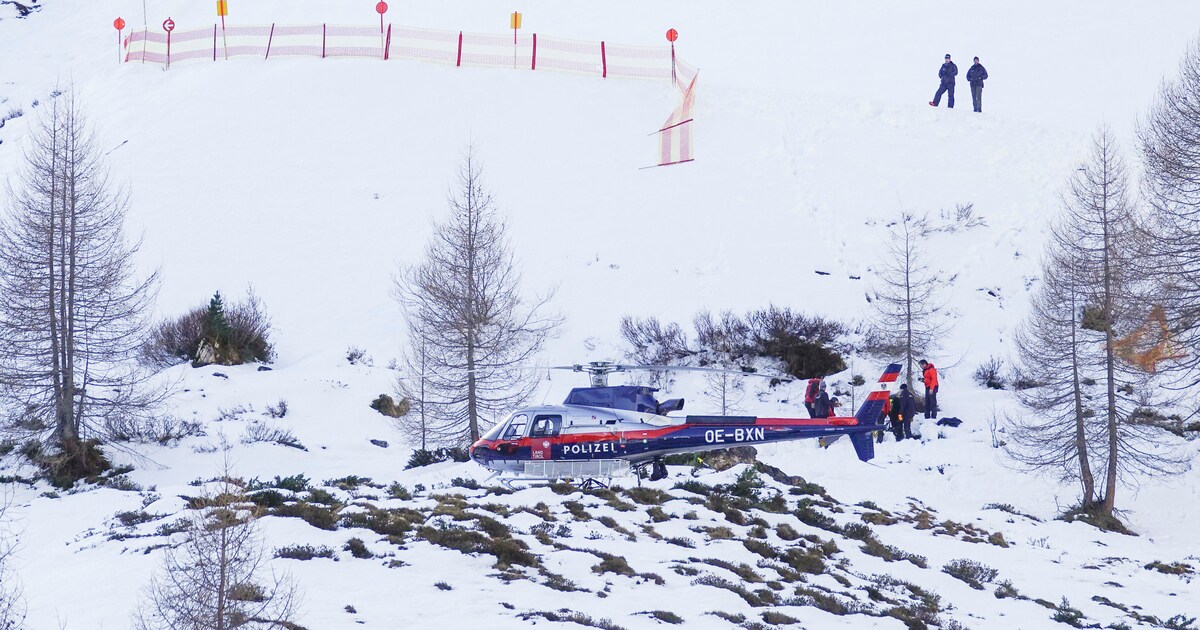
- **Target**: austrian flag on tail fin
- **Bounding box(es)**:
[854,363,902,426]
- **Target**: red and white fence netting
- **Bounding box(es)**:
[123,23,698,167]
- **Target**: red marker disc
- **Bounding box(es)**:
[665,28,678,42]
[114,17,126,30]
[376,1,388,14]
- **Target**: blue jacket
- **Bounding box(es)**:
[966,63,988,87]
[898,389,917,420]
[939,61,958,85]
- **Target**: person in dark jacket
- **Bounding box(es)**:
[896,384,917,440]
[813,381,832,418]
[966,56,988,112]
[929,54,957,108]
[887,393,905,441]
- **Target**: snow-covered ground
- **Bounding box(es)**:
[2,1,1200,628]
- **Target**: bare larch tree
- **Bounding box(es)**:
[136,474,299,629]
[0,90,160,476]
[1027,128,1186,522]
[1009,240,1101,506]
[394,147,559,446]
[1140,36,1200,385]
[866,212,951,388]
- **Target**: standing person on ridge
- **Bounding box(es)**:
[966,56,988,112]
[929,53,957,108]
[919,359,939,419]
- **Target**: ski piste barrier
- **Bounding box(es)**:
[121,22,698,167]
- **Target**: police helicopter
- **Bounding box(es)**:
[469,361,901,486]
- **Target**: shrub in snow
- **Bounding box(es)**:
[142,290,273,369]
[265,400,288,419]
[942,558,999,590]
[973,356,1007,389]
[622,306,848,380]
[1051,597,1087,627]
[274,544,335,561]
[370,393,410,418]
[345,346,369,365]
[240,422,305,451]
[451,477,482,490]
[344,537,374,559]
[108,416,206,444]
[404,447,469,469]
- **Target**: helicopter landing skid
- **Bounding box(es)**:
[495,475,613,491]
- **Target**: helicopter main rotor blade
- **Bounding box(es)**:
[622,364,794,381]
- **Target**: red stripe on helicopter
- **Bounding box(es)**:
[754,417,859,426]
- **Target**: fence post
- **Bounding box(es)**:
[213,24,217,61]
[531,33,536,70]
[456,31,463,67]
[265,23,275,59]
[322,23,326,59]
[384,23,392,60]
[601,41,607,78]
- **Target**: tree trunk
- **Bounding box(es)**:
[1069,291,1096,505]
[467,340,479,442]
[1101,165,1119,517]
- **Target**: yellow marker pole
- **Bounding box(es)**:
[510,11,522,68]
[217,0,228,59]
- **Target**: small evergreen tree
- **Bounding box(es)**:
[205,292,232,347]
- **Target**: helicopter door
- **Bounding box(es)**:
[529,415,562,438]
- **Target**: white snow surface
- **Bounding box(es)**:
[1,1,1199,628]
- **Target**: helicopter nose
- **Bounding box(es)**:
[469,440,486,464]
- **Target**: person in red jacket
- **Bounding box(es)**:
[919,359,939,419]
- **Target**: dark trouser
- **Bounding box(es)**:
[804,402,815,418]
[933,83,955,108]
[892,417,913,441]
[925,386,939,418]
[971,84,983,112]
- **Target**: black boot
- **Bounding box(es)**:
[650,460,668,481]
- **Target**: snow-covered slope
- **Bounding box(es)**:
[2,1,1200,628]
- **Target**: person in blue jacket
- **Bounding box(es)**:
[966,56,988,112]
[929,54,957,108]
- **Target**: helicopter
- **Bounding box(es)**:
[469,361,902,485]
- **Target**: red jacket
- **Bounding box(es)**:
[922,363,939,389]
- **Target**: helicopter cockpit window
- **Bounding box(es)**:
[501,414,529,440]
[529,415,562,438]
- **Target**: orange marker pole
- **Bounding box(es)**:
[665,28,679,87]
[113,17,126,63]
[217,0,228,59]
[376,2,389,59]
[510,12,522,69]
